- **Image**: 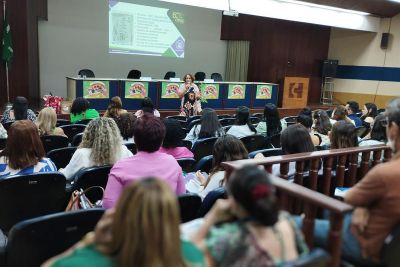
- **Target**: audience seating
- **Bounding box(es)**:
[266,133,281,148]
[252,113,264,119]
[71,132,83,147]
[356,126,368,138]
[248,148,283,158]
[283,116,298,123]
[219,118,236,127]
[178,193,201,223]
[181,140,193,150]
[194,72,206,81]
[187,119,201,131]
[192,137,218,161]
[250,116,260,125]
[281,248,330,267]
[4,209,104,267]
[177,158,196,173]
[60,124,86,143]
[210,72,223,81]
[0,172,67,233]
[166,115,187,122]
[78,69,95,78]
[74,118,92,125]
[194,155,213,173]
[56,119,70,127]
[222,125,232,133]
[164,71,176,80]
[217,114,231,119]
[2,121,13,131]
[240,135,266,153]
[377,108,385,114]
[125,143,137,154]
[127,69,141,79]
[0,138,6,150]
[73,166,112,203]
[187,115,201,124]
[40,135,69,153]
[46,147,77,169]
[198,188,226,217]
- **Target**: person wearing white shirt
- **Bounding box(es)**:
[184,108,224,144]
[226,106,257,139]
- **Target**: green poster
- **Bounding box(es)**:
[83,81,110,99]
[161,82,183,99]
[227,84,246,99]
[200,83,220,99]
[125,82,148,99]
[256,84,272,99]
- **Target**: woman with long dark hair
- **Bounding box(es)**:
[311,109,332,147]
[134,97,160,118]
[185,108,224,143]
[227,106,257,138]
[361,102,378,128]
[160,118,193,159]
[1,96,36,124]
[256,103,284,137]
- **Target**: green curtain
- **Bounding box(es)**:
[225,40,250,82]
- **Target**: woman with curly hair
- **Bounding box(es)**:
[115,112,136,144]
[60,117,133,181]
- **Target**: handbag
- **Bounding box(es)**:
[65,186,104,211]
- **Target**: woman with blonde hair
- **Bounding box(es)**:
[60,117,132,181]
[36,107,66,137]
[103,96,127,119]
[43,178,204,267]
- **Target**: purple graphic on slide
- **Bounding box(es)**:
[171,37,185,57]
[109,0,118,8]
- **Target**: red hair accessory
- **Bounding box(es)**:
[251,184,269,200]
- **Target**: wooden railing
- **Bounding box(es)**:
[221,144,391,267]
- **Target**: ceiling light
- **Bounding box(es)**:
[278,0,370,16]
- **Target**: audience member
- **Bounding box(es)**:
[70,97,99,123]
[297,114,321,145]
[312,110,332,147]
[359,114,387,146]
[160,118,193,159]
[227,106,257,138]
[186,135,248,199]
[330,121,358,149]
[103,96,127,119]
[60,118,132,180]
[0,96,36,124]
[114,112,136,144]
[346,101,362,127]
[134,97,160,118]
[191,165,307,266]
[0,120,57,177]
[361,102,378,128]
[103,114,185,208]
[185,108,224,143]
[332,105,352,124]
[44,178,204,267]
[255,103,285,137]
[35,107,66,137]
[0,124,7,139]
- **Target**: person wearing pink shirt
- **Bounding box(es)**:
[159,118,194,159]
[103,114,185,208]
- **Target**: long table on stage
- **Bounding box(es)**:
[66,77,279,111]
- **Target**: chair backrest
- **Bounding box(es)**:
[250,116,260,125]
[164,71,176,79]
[188,119,201,131]
[166,115,187,122]
[187,115,202,125]
[210,72,223,81]
[194,72,206,81]
[6,209,104,267]
[252,113,264,119]
[382,225,400,267]
[75,118,92,125]
[283,116,298,123]
[40,135,69,153]
[266,133,281,148]
[219,118,236,127]
[178,194,201,223]
[0,138,6,150]
[125,143,137,154]
[177,158,196,173]
[192,137,218,161]
[60,124,86,143]
[198,188,226,217]
[248,148,283,158]
[46,147,77,169]
[281,248,330,267]
[56,119,70,127]
[73,166,113,202]
[217,114,231,119]
[127,69,142,79]
[181,140,193,150]
[240,134,266,153]
[194,155,213,173]
[71,132,83,147]
[78,69,95,78]
[0,173,67,232]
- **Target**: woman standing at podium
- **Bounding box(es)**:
[177,73,201,117]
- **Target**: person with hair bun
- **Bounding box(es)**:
[103,96,127,119]
[192,165,307,267]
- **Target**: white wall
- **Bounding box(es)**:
[38,0,227,97]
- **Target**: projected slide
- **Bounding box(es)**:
[109,1,185,58]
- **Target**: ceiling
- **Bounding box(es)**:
[299,0,400,17]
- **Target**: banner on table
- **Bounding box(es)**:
[200,83,220,99]
[227,84,245,99]
[161,82,182,99]
[125,81,148,99]
[256,84,272,99]
[83,81,110,99]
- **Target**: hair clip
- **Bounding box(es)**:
[251,184,269,201]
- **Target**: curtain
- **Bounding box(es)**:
[225,40,250,82]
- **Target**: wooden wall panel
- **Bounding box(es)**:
[221,14,331,105]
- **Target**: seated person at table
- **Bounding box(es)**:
[186,135,248,199]
[60,118,132,181]
[114,112,136,144]
[227,106,257,139]
[43,178,205,267]
[185,108,224,144]
[255,103,285,137]
[35,107,66,137]
[0,120,57,177]
[0,96,36,124]
[159,118,193,159]
[103,114,185,208]
[70,97,100,123]
[134,97,160,118]
[103,96,127,119]
[191,165,307,267]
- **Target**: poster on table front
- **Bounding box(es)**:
[256,84,272,99]
[125,82,149,99]
[200,84,220,99]
[83,81,110,99]
[227,84,245,99]
[161,82,183,99]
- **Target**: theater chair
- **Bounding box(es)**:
[210,72,223,81]
[194,155,213,173]
[41,135,69,153]
[240,134,266,153]
[46,147,77,169]
[192,137,218,162]
[127,69,141,79]
[194,72,206,81]
[164,71,176,79]
[178,193,201,223]
[177,158,196,173]
[60,124,86,143]
[78,69,95,78]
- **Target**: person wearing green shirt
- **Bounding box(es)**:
[70,97,99,123]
